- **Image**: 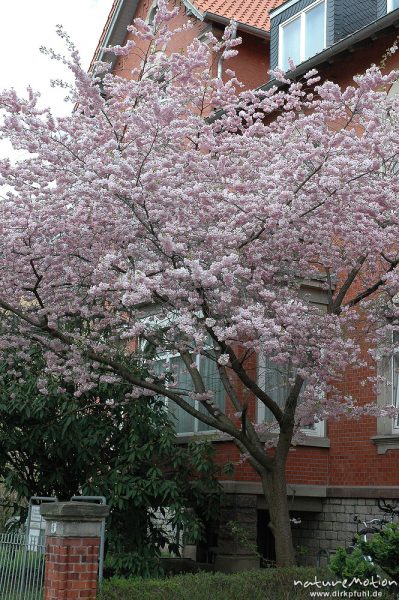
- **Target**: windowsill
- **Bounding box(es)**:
[175,431,226,444]
[371,434,399,454]
[259,432,330,448]
[175,431,330,447]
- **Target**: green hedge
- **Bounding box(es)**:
[97,568,334,600]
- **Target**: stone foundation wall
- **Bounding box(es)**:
[292,498,382,565]
[210,494,386,570]
[214,494,259,572]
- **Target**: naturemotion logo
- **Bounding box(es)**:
[294,575,398,598]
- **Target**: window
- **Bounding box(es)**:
[279,0,326,71]
[377,331,399,433]
[392,334,399,430]
[155,353,225,435]
[257,354,325,437]
[372,333,399,452]
[388,0,399,12]
[147,3,158,27]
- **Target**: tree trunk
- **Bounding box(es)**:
[260,467,296,567]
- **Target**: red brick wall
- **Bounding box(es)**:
[210,320,399,488]
[215,27,270,90]
[311,31,399,89]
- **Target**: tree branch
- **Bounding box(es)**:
[331,255,367,313]
[343,256,399,310]
[211,335,284,425]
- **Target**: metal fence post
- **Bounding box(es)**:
[70,495,107,583]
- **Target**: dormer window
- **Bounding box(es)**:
[388,0,399,12]
[147,2,158,28]
[279,0,326,71]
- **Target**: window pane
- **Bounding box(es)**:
[305,2,325,60]
[198,354,225,432]
[260,357,318,431]
[154,350,225,435]
[394,353,399,428]
[148,6,158,24]
[261,357,290,422]
[281,17,301,71]
[389,0,399,11]
[169,357,196,434]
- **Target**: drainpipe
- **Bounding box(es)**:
[217,20,238,80]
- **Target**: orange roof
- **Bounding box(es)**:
[194,0,285,31]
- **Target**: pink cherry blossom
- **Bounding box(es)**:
[1,2,399,565]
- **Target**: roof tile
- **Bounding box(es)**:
[194,0,286,31]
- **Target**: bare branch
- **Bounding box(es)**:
[344,257,399,309]
[331,255,367,313]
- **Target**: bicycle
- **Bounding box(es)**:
[348,499,399,555]
[318,498,399,566]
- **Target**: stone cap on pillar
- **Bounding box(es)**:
[40,501,109,522]
[40,502,109,539]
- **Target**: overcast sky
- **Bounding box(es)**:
[0,0,114,116]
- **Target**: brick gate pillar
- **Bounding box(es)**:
[40,501,109,600]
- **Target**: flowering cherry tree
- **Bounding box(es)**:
[1,2,399,566]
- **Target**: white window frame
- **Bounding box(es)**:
[377,331,399,434]
[387,0,399,13]
[392,334,399,431]
[369,333,399,445]
[154,350,223,436]
[146,1,159,26]
[371,332,399,451]
[140,312,224,436]
[154,350,197,436]
[278,0,327,70]
[256,353,325,437]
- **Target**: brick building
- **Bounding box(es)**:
[91,0,275,91]
[93,0,399,570]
